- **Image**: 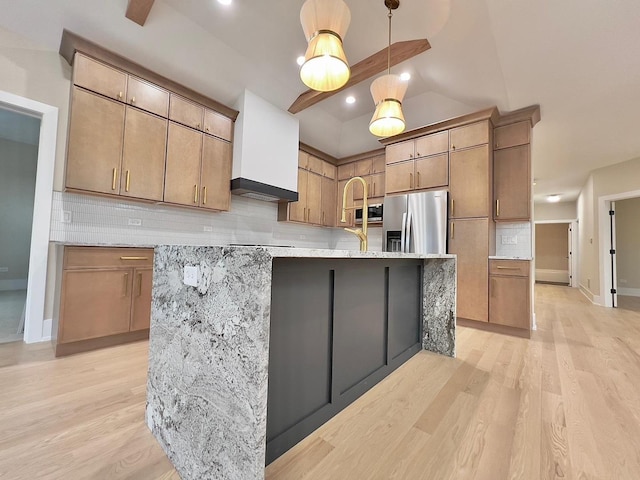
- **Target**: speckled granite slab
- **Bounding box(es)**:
[146,246,456,480]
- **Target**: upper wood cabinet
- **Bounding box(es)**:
[450,121,489,152]
[494,121,530,150]
[415,154,448,190]
[337,179,354,227]
[385,160,415,194]
[307,155,324,176]
[372,155,385,174]
[204,109,233,141]
[337,163,355,181]
[66,87,126,195]
[201,135,232,211]
[73,53,127,102]
[288,168,308,223]
[354,158,373,176]
[494,145,530,221]
[449,145,491,218]
[126,76,169,117]
[386,140,415,164]
[169,94,204,130]
[321,176,337,227]
[164,122,203,206]
[322,162,337,180]
[386,131,448,164]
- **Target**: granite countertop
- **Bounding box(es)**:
[489,255,533,261]
[210,246,455,260]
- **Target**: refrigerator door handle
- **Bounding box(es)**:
[401,212,407,253]
[405,212,413,253]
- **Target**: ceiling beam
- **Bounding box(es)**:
[125,0,155,26]
[288,39,431,114]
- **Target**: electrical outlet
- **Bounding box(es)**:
[203,226,213,232]
[183,265,199,287]
[128,218,142,226]
[61,211,72,223]
[501,235,517,245]
[510,235,518,245]
[0,267,8,273]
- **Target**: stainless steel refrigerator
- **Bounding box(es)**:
[383,190,448,254]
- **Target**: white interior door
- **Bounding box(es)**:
[567,224,573,285]
[610,201,618,307]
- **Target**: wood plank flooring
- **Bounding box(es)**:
[1,285,639,479]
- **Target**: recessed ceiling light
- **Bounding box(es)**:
[345,96,356,104]
[217,0,232,5]
[547,194,561,203]
[296,56,305,66]
[400,72,411,81]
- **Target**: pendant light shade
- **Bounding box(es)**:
[369,74,407,137]
[369,0,407,138]
[300,0,351,92]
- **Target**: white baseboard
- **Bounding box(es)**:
[618,287,640,297]
[535,269,569,284]
[579,284,602,305]
[0,279,27,291]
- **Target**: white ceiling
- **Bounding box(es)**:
[1,0,640,203]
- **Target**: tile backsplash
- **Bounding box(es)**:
[495,222,532,258]
[50,191,383,251]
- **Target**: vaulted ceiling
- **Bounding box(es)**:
[1,0,640,203]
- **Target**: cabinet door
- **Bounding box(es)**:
[164,122,203,206]
[169,94,204,130]
[59,269,133,343]
[448,218,489,322]
[450,121,489,151]
[354,158,373,176]
[130,268,153,331]
[494,121,529,150]
[200,135,232,211]
[369,173,385,198]
[415,131,448,158]
[372,155,386,174]
[490,275,530,329]
[337,179,354,227]
[126,76,169,117]
[337,163,355,181]
[385,160,415,194]
[450,145,490,218]
[386,140,415,164]
[307,155,324,175]
[73,53,127,102]
[322,161,337,179]
[307,173,323,225]
[121,107,167,201]
[415,154,448,190]
[494,145,530,221]
[203,109,233,141]
[289,168,308,223]
[298,150,309,169]
[66,88,125,195]
[321,176,337,227]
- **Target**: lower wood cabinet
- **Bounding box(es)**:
[55,247,154,356]
[489,259,531,331]
[448,218,489,323]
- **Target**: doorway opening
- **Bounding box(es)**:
[534,222,572,286]
[612,197,640,313]
[0,108,40,343]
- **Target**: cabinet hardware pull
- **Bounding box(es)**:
[123,273,129,297]
[125,170,130,192]
[137,273,143,297]
[451,199,455,216]
[112,168,118,190]
[416,152,420,157]
[409,173,413,189]
[409,153,413,159]
[203,186,207,205]
[323,211,325,224]
[496,199,500,217]
[131,96,136,104]
[373,183,376,196]
[308,208,311,221]
[451,144,456,150]
[496,266,520,270]
[194,184,199,203]
[118,92,123,100]
[451,222,455,239]
[417,171,421,188]
[197,123,201,129]
[206,127,210,132]
[120,256,148,260]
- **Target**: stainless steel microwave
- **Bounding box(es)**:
[355,203,383,224]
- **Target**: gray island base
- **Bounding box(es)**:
[146,246,456,480]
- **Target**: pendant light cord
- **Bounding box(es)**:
[387,8,392,75]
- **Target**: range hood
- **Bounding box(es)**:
[231,90,299,202]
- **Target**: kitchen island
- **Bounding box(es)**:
[146,246,456,480]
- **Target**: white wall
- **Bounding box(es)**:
[0,137,38,288]
[534,201,577,221]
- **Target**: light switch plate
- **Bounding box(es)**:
[128,218,142,226]
[184,265,199,287]
[61,210,72,223]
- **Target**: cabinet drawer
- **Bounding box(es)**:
[126,76,169,118]
[494,121,530,150]
[337,163,355,181]
[450,121,489,151]
[307,155,324,175]
[204,109,233,141]
[354,158,373,176]
[169,94,204,130]
[489,260,530,277]
[73,53,127,102]
[64,247,154,269]
[415,131,448,158]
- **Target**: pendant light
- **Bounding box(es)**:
[299,0,351,92]
[369,0,407,138]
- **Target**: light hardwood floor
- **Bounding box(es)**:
[1,285,639,479]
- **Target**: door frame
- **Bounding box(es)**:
[0,90,58,343]
[534,219,579,288]
[598,189,640,308]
